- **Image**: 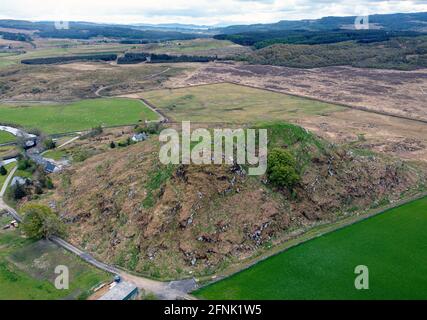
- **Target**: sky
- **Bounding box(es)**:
[0,0,426,26]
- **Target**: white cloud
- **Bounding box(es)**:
[0,0,426,25]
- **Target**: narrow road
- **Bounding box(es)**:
[0,165,17,197]
[0,164,20,222]
[140,98,169,123]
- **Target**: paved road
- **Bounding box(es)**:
[0,165,20,222]
[49,236,197,299]
[0,165,17,198]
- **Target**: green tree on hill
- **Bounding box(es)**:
[21,204,66,239]
[0,165,7,176]
[267,148,300,189]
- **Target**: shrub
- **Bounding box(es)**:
[21,204,66,239]
[0,166,7,176]
[46,177,54,190]
[43,138,56,150]
[17,158,36,173]
[8,183,27,200]
[267,148,300,189]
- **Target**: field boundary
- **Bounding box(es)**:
[194,190,427,291]
[225,81,427,125]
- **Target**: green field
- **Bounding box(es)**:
[194,196,427,300]
[0,130,15,144]
[142,83,344,123]
[0,230,110,300]
[142,39,238,55]
[42,149,69,161]
[0,98,159,134]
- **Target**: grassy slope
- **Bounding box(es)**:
[0,162,15,187]
[0,98,158,134]
[0,230,110,300]
[142,83,344,123]
[0,130,15,144]
[194,196,427,300]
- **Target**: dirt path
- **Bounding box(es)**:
[57,136,80,149]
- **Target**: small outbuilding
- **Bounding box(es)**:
[11,176,28,187]
[23,139,36,150]
[132,132,148,142]
[45,162,58,174]
[98,281,138,301]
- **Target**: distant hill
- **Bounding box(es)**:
[217,12,427,34]
[0,20,205,41]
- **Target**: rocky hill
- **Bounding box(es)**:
[38,123,427,279]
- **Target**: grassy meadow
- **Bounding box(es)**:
[0,130,15,144]
[194,196,427,300]
[0,98,158,134]
[142,83,344,123]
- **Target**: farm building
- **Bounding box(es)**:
[132,132,148,142]
[98,281,138,300]
[11,176,28,187]
[45,162,58,173]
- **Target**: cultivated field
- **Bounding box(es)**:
[0,98,158,134]
[140,83,345,123]
[0,229,110,300]
[194,196,427,300]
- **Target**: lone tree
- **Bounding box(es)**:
[21,204,66,239]
[0,165,7,176]
[267,148,300,189]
